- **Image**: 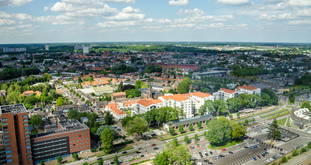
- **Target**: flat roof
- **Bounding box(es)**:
[0,104,27,114]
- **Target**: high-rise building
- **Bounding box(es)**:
[0,104,33,165]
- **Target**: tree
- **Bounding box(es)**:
[29,115,44,130]
[281,156,288,163]
[72,153,79,160]
[206,117,232,146]
[268,120,281,141]
[104,112,114,125]
[197,122,202,129]
[135,80,143,89]
[178,125,184,134]
[194,134,200,143]
[113,155,120,165]
[189,124,194,131]
[125,89,141,98]
[154,143,192,165]
[56,97,64,106]
[125,117,148,138]
[203,100,228,116]
[230,121,246,140]
[177,77,192,94]
[56,156,63,164]
[308,142,311,149]
[301,101,311,111]
[172,138,179,147]
[100,128,115,154]
[68,109,81,120]
[184,136,191,144]
[97,158,104,165]
[169,127,176,136]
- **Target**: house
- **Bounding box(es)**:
[22,90,42,96]
[111,92,126,100]
[104,102,127,120]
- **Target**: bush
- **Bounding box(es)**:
[308,142,311,149]
[301,147,308,153]
[281,156,288,163]
[292,149,299,156]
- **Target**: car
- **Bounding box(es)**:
[152,144,156,146]
[252,157,257,160]
[205,152,209,156]
[141,155,145,157]
[138,147,142,150]
[97,157,103,161]
[229,151,233,154]
[210,151,213,155]
[136,151,141,154]
[122,151,127,154]
[153,147,159,150]
[219,154,225,158]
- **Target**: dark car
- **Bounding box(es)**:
[229,151,233,154]
[141,155,145,157]
[154,147,159,150]
[152,144,156,146]
[136,151,141,154]
[122,151,127,154]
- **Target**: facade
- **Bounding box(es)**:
[213,88,237,101]
[236,85,261,95]
[30,119,90,163]
[159,92,213,118]
[0,104,33,165]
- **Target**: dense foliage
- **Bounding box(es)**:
[111,64,137,74]
[177,77,192,94]
[295,74,311,86]
[0,74,63,109]
[231,65,268,77]
[0,67,41,80]
[206,117,246,146]
[154,141,193,165]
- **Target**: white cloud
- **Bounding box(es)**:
[259,13,295,20]
[108,6,144,20]
[0,18,16,25]
[9,0,32,6]
[289,19,311,24]
[217,0,249,5]
[288,0,311,6]
[296,9,311,16]
[168,0,188,6]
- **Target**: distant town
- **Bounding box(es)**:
[0,43,311,165]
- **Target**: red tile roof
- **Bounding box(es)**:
[237,85,258,91]
[107,102,125,115]
[190,92,212,98]
[220,88,236,94]
[137,99,162,107]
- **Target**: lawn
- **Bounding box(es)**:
[207,140,243,150]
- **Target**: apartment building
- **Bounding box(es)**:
[0,104,33,165]
[213,88,237,101]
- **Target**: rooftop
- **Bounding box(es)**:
[0,104,27,114]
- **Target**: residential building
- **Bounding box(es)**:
[236,85,261,95]
[213,88,237,101]
[0,104,33,165]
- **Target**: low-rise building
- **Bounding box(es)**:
[236,85,261,95]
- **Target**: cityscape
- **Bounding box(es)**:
[1,0,311,165]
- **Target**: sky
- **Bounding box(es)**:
[0,0,311,43]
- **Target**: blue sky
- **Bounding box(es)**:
[0,0,311,43]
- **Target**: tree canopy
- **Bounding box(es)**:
[177,77,192,94]
[206,117,246,146]
[100,127,115,153]
[154,142,193,165]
